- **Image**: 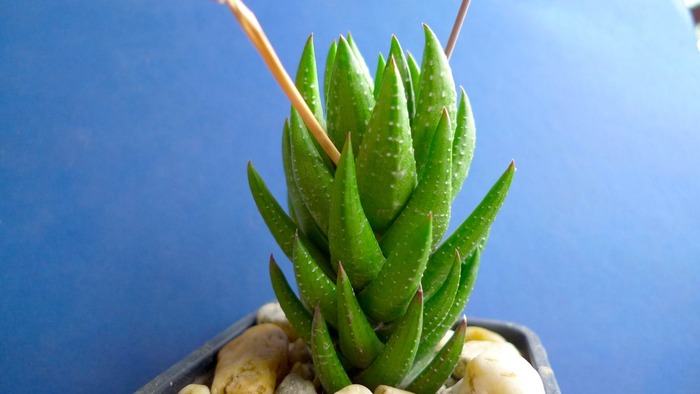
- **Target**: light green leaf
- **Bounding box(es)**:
[347,32,373,87]
[337,263,384,369]
[323,40,337,106]
[451,87,475,199]
[356,57,417,234]
[407,51,421,102]
[355,289,423,390]
[373,52,386,99]
[423,161,514,300]
[388,35,415,121]
[283,120,328,254]
[404,318,467,394]
[359,213,431,322]
[412,24,457,179]
[269,255,312,343]
[380,109,452,252]
[311,306,352,393]
[289,108,334,234]
[326,36,375,153]
[292,235,338,327]
[329,136,385,288]
[247,162,332,276]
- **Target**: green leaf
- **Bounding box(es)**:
[323,40,337,106]
[329,136,385,288]
[412,24,457,179]
[347,32,373,87]
[282,119,329,254]
[422,251,461,339]
[326,36,375,153]
[355,288,424,390]
[380,109,452,252]
[409,251,461,371]
[295,35,326,129]
[294,35,334,172]
[336,263,384,369]
[247,162,332,275]
[451,87,475,200]
[359,213,432,322]
[373,52,386,99]
[311,306,352,394]
[388,35,415,122]
[289,108,334,234]
[269,255,312,343]
[292,235,338,327]
[356,57,417,234]
[423,161,515,300]
[416,248,481,361]
[404,318,467,394]
[407,51,421,102]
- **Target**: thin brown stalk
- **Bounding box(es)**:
[445,0,472,59]
[223,0,341,164]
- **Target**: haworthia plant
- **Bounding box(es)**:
[249,25,515,391]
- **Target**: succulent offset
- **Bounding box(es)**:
[247,26,514,393]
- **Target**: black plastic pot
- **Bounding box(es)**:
[137,313,560,394]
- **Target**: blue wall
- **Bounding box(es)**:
[1,1,699,392]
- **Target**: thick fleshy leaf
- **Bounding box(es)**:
[329,137,385,288]
[451,87,475,199]
[292,236,338,327]
[415,248,480,362]
[337,263,384,369]
[247,162,331,275]
[407,51,421,102]
[269,255,312,343]
[283,120,328,253]
[388,35,415,121]
[423,161,515,300]
[323,40,337,105]
[359,213,431,322]
[380,109,452,252]
[347,32,373,87]
[422,251,461,337]
[404,318,467,394]
[311,306,352,394]
[326,36,375,153]
[295,35,326,129]
[355,289,423,390]
[412,24,457,179]
[356,57,417,234]
[373,52,386,99]
[294,35,334,172]
[289,108,334,234]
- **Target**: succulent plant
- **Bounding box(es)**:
[247,25,514,393]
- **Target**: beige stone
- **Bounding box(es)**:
[257,302,298,341]
[274,372,316,394]
[211,323,289,394]
[178,384,211,394]
[335,384,372,394]
[454,341,520,379]
[444,378,467,394]
[374,385,415,393]
[464,326,506,343]
[290,361,315,382]
[465,344,545,394]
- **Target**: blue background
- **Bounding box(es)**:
[1,1,699,393]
